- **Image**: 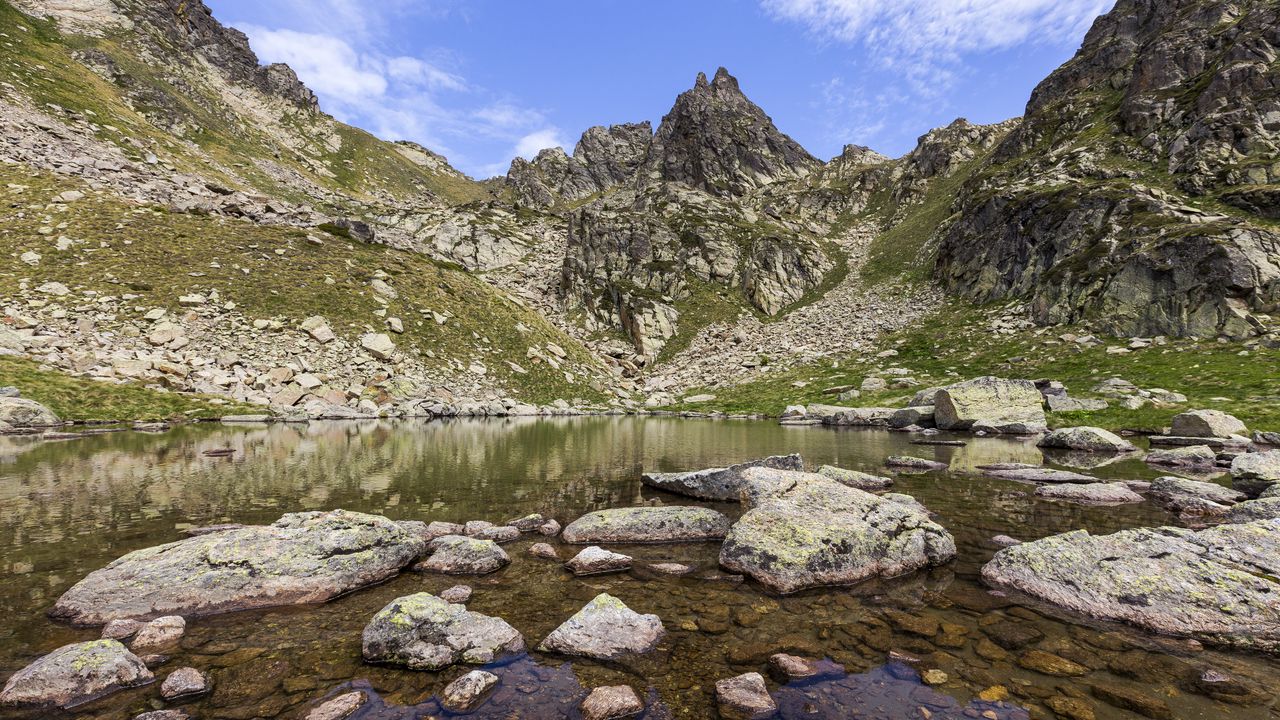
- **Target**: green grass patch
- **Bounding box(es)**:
[0,356,252,422]
[666,302,1280,433]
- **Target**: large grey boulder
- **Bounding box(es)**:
[538,593,665,659]
[934,377,1046,434]
[719,469,955,593]
[0,640,153,708]
[982,521,1280,651]
[1171,410,1248,439]
[641,454,803,501]
[0,397,59,427]
[1145,445,1218,468]
[415,535,510,575]
[562,506,730,544]
[361,593,524,670]
[52,510,425,624]
[1037,427,1137,453]
[1232,451,1280,497]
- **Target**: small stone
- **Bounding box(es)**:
[440,585,472,604]
[581,685,644,720]
[441,670,498,712]
[566,546,632,576]
[131,616,186,651]
[921,668,948,685]
[304,690,366,720]
[160,667,210,699]
[102,619,143,640]
[715,672,776,720]
[529,542,559,560]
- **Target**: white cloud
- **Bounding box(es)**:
[234,12,555,178]
[514,129,567,160]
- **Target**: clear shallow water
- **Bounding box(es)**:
[0,418,1275,719]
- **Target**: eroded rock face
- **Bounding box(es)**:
[0,640,153,708]
[52,510,425,624]
[538,593,665,660]
[982,520,1280,651]
[934,377,1047,434]
[561,506,730,544]
[361,593,524,670]
[935,0,1280,339]
[641,454,804,501]
[1038,427,1137,453]
[719,470,956,593]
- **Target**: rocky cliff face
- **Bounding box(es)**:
[936,0,1280,339]
[507,122,652,208]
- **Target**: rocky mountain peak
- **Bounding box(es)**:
[644,67,819,197]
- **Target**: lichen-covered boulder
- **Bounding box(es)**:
[817,465,893,491]
[414,535,510,575]
[1149,476,1243,510]
[0,640,153,708]
[982,521,1280,651]
[719,470,955,593]
[0,397,59,427]
[1171,410,1248,439]
[361,593,524,670]
[934,377,1046,434]
[538,593,665,659]
[565,546,632,576]
[1145,445,1218,468]
[1224,498,1280,523]
[1038,427,1137,453]
[641,454,803,501]
[51,510,425,624]
[562,506,730,544]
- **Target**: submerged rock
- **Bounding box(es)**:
[361,592,524,670]
[581,685,644,720]
[529,542,559,560]
[441,670,499,712]
[160,667,210,699]
[562,506,730,544]
[1035,482,1144,505]
[934,377,1047,434]
[439,585,473,604]
[980,464,1097,484]
[52,510,425,624]
[0,640,153,708]
[415,535,510,575]
[641,454,804,501]
[884,456,948,471]
[303,690,367,720]
[715,672,776,720]
[719,470,955,593]
[817,465,893,491]
[566,546,632,576]
[982,520,1280,651]
[1038,427,1137,453]
[538,593,665,659]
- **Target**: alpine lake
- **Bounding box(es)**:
[0,416,1275,720]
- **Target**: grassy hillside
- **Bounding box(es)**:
[667,302,1280,433]
[0,164,609,407]
[0,0,488,206]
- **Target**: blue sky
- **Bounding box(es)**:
[206,0,1115,179]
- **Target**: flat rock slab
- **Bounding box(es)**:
[1145,445,1218,468]
[719,469,956,594]
[415,535,510,575]
[1038,427,1137,453]
[538,593,665,660]
[1034,483,1144,505]
[566,546,633,576]
[562,507,730,544]
[979,464,1097,484]
[885,456,948,471]
[982,520,1280,651]
[641,454,803,501]
[817,465,893,491]
[362,592,524,670]
[52,510,425,624]
[0,640,153,708]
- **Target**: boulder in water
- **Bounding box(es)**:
[562,506,730,544]
[414,535,510,575]
[817,465,893,491]
[719,470,955,593]
[641,454,804,501]
[1038,427,1137,453]
[361,592,524,670]
[52,510,425,624]
[982,520,1280,651]
[0,640,153,708]
[538,593,665,660]
[934,377,1046,434]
